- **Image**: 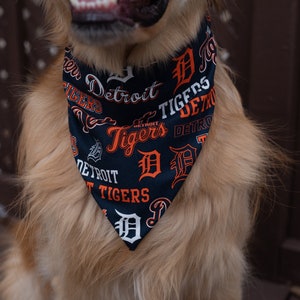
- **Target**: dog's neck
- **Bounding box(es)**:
[69,12,206,74]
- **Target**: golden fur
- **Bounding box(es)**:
[0,0,279,299]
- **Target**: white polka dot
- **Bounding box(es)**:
[0,70,8,80]
[0,38,7,49]
[220,49,230,62]
[0,99,9,109]
[35,27,44,38]
[49,46,59,56]
[37,59,46,70]
[0,204,8,218]
[220,10,232,23]
[22,8,31,20]
[24,40,31,54]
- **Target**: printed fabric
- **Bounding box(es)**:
[63,17,217,250]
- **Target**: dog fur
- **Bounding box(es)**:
[0,0,279,299]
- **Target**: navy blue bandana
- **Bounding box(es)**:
[63,17,217,250]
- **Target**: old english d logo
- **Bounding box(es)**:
[65,17,217,250]
[115,210,141,244]
[172,47,195,94]
[170,144,198,189]
[138,150,162,181]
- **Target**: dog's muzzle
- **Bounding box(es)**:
[69,0,169,27]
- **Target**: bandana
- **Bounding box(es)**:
[63,17,217,250]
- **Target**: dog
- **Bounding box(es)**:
[0,0,279,299]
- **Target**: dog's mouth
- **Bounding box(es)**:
[69,0,169,28]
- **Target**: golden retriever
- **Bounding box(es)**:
[0,0,279,299]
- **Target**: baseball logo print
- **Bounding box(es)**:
[64,17,217,250]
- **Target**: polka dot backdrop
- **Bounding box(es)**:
[0,0,58,179]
